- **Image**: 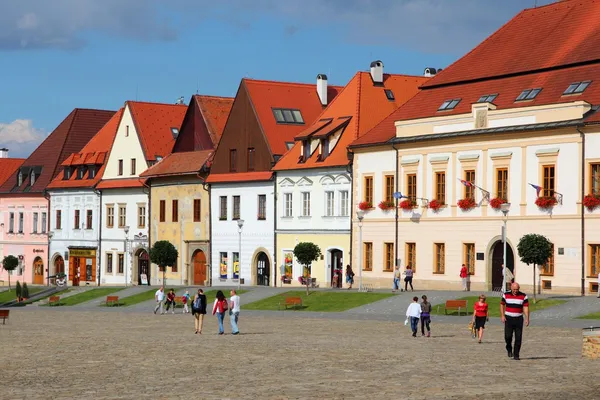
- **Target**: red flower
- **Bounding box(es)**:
[378,200,396,211]
[358,201,373,210]
[535,196,557,209]
[489,197,505,210]
[583,194,600,211]
[428,199,442,211]
[399,199,417,211]
[457,197,476,211]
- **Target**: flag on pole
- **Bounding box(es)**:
[393,192,407,199]
[529,183,542,197]
[459,179,474,187]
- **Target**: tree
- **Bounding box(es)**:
[2,255,18,290]
[22,282,29,299]
[16,281,22,301]
[293,242,322,295]
[149,241,179,287]
[517,234,553,303]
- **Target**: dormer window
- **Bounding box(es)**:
[17,171,23,186]
[301,140,311,163]
[563,81,591,95]
[476,94,498,103]
[318,138,330,161]
[76,167,86,180]
[89,166,96,179]
[516,88,541,101]
[63,167,71,180]
[438,98,461,111]
[30,171,36,186]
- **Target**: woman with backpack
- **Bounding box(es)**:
[192,289,207,334]
[212,290,228,335]
[345,264,355,290]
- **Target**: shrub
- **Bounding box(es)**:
[16,281,22,300]
[22,282,29,299]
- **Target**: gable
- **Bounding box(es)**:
[172,96,213,152]
[279,177,295,187]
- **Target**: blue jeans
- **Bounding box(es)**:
[410,317,419,334]
[217,312,225,333]
[230,311,239,334]
[393,278,400,290]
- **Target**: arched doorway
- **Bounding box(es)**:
[491,240,515,291]
[192,250,207,285]
[329,249,343,288]
[137,249,150,285]
[256,252,270,286]
[33,257,44,285]
[54,255,65,275]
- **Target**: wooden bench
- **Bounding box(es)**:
[105,296,120,307]
[0,309,9,325]
[174,296,188,308]
[48,296,61,306]
[444,300,468,316]
[279,296,303,310]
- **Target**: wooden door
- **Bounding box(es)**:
[33,258,44,285]
[257,252,270,286]
[193,250,206,285]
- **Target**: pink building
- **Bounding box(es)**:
[0,109,114,285]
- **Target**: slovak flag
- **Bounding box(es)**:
[529,183,542,197]
[393,192,407,199]
[459,179,474,187]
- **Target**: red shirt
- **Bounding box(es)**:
[474,301,488,317]
[460,266,468,278]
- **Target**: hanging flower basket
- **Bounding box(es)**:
[378,200,396,211]
[457,197,476,211]
[489,197,505,210]
[399,199,417,211]
[427,199,442,212]
[358,201,373,210]
[583,194,600,211]
[535,196,557,209]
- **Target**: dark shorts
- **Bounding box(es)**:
[475,316,487,330]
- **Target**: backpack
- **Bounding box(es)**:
[193,296,202,310]
[220,299,228,312]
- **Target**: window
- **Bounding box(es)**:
[41,212,47,233]
[258,195,266,220]
[117,253,124,274]
[364,176,373,204]
[138,204,146,228]
[464,170,476,199]
[318,138,330,161]
[496,168,508,200]
[18,212,23,233]
[385,175,395,203]
[86,210,93,230]
[590,244,600,276]
[232,196,240,220]
[89,166,96,179]
[55,210,62,229]
[8,212,14,233]
[302,140,311,162]
[32,212,38,233]
[516,88,542,101]
[106,253,113,274]
[476,93,498,103]
[63,167,71,180]
[229,149,237,172]
[542,165,555,197]
[384,243,394,271]
[464,243,475,275]
[541,244,555,276]
[302,192,311,216]
[434,243,445,274]
[118,205,126,228]
[159,200,166,222]
[125,125,129,137]
[435,172,446,204]
[247,148,255,171]
[77,167,86,180]
[219,196,227,220]
[564,81,591,95]
[591,163,600,195]
[131,159,136,175]
[325,191,334,216]
[272,108,304,124]
[232,252,239,279]
[74,210,80,229]
[340,190,349,216]
[438,98,461,111]
[30,171,36,186]
[219,252,228,278]
[118,160,123,176]
[106,205,114,228]
[407,173,417,200]
[284,193,293,217]
[384,89,395,100]
[193,199,201,222]
[363,242,373,271]
[172,200,178,222]
[17,171,23,186]
[406,243,416,273]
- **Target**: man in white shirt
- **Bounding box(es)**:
[154,286,165,314]
[229,290,241,335]
[405,296,422,337]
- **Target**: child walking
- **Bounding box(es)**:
[182,290,191,314]
[420,295,431,337]
[406,296,422,337]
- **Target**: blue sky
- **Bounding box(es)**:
[0,0,555,158]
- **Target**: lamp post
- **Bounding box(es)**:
[500,203,511,292]
[124,226,130,287]
[237,219,244,290]
[356,210,365,292]
[47,231,54,286]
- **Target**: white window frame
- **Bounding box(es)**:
[325,191,334,216]
[32,212,38,233]
[302,192,311,217]
[339,190,349,217]
[284,193,293,217]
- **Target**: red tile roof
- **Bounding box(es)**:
[273,72,428,170]
[96,178,144,189]
[195,95,234,146]
[47,108,124,190]
[0,158,25,188]
[424,0,600,88]
[206,171,273,184]
[0,108,115,194]
[244,78,343,155]
[140,150,213,178]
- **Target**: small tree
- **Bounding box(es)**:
[2,255,19,290]
[517,234,553,303]
[293,242,322,295]
[22,282,29,299]
[149,241,179,287]
[16,281,22,301]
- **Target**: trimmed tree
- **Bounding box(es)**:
[22,282,29,299]
[16,281,22,301]
[2,255,19,290]
[149,241,179,287]
[293,242,322,295]
[517,234,553,303]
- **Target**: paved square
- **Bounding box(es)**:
[1,309,598,399]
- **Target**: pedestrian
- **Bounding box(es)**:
[192,289,207,334]
[153,286,165,314]
[420,295,431,337]
[500,282,530,360]
[406,296,421,337]
[403,265,414,292]
[182,290,191,314]
[393,266,401,293]
[212,290,228,335]
[472,294,489,343]
[460,264,468,291]
[165,289,176,314]
[345,264,355,289]
[229,290,241,335]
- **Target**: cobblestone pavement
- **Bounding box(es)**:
[1,310,598,400]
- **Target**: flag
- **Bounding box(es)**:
[459,179,474,187]
[529,183,542,197]
[393,192,407,199]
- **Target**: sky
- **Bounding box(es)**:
[0,0,556,159]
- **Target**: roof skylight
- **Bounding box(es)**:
[438,98,461,111]
[273,108,304,124]
[384,89,395,101]
[476,94,498,103]
[515,88,542,101]
[563,81,591,95]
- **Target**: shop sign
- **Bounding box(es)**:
[70,249,97,257]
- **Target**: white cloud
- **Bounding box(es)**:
[0,119,47,158]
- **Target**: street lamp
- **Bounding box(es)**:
[124,226,130,287]
[237,219,244,289]
[356,210,365,292]
[500,203,510,292]
[47,231,54,286]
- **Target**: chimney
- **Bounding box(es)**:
[317,74,328,106]
[0,148,8,158]
[370,60,384,84]
[424,67,438,77]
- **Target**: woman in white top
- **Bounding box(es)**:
[406,296,422,337]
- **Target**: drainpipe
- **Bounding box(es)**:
[392,143,400,269]
[43,189,51,287]
[273,171,278,287]
[346,151,354,277]
[94,188,102,286]
[577,127,586,297]
[141,178,151,285]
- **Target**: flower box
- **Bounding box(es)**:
[378,200,396,211]
[358,201,373,211]
[489,197,505,210]
[457,197,476,211]
[399,199,417,211]
[535,196,557,209]
[427,199,442,211]
[583,194,600,211]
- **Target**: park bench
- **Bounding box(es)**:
[359,284,374,293]
[105,296,120,307]
[0,309,9,325]
[174,296,189,308]
[444,300,468,316]
[48,296,61,306]
[279,296,303,310]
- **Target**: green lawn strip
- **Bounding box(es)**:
[431,296,567,317]
[106,288,249,308]
[50,287,122,306]
[243,290,394,312]
[0,287,44,303]
[32,289,72,305]
[576,311,600,320]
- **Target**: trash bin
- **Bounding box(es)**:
[582,326,600,359]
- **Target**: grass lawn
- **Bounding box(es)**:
[243,291,394,312]
[53,288,123,306]
[105,288,249,307]
[576,311,600,320]
[0,287,44,303]
[431,296,567,317]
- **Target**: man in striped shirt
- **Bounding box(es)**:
[500,282,530,360]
